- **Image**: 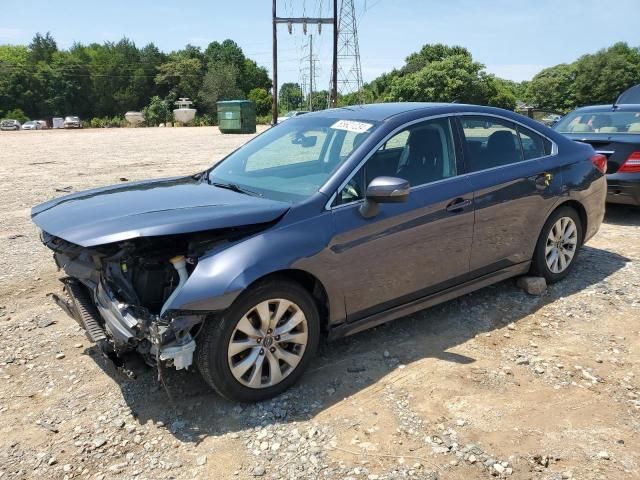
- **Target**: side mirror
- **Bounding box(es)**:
[359,176,410,218]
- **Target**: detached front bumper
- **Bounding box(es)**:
[606,172,640,206]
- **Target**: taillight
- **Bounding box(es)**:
[618,151,640,173]
[590,153,607,174]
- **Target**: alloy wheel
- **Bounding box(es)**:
[545,216,578,274]
[227,298,308,389]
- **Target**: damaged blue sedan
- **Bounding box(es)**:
[32,103,606,402]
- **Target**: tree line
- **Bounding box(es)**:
[281,42,640,115]
[2,33,639,125]
[524,42,640,112]
[0,33,273,124]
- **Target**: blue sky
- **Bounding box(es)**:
[2,0,639,89]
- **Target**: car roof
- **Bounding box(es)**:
[569,104,640,113]
[302,102,458,121]
[301,102,545,123]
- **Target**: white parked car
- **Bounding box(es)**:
[277,111,309,123]
[63,116,82,129]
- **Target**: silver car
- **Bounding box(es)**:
[0,119,21,131]
[21,120,42,130]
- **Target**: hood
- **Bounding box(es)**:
[31,176,290,247]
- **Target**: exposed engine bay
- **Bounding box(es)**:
[41,225,264,372]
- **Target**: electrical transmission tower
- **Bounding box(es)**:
[330,0,364,103]
[299,35,320,110]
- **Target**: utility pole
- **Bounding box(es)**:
[308,35,313,111]
[272,0,278,125]
[331,0,338,108]
[271,1,338,124]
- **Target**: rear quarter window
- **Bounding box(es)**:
[518,127,552,159]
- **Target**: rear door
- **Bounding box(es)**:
[457,115,560,274]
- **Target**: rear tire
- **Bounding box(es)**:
[531,206,583,283]
[196,278,320,402]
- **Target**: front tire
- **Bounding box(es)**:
[196,278,320,402]
[531,206,583,283]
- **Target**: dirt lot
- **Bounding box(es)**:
[0,127,639,480]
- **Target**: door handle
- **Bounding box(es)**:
[446,198,472,213]
[535,172,553,189]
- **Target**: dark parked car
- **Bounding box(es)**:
[553,104,640,206]
[0,119,21,131]
[32,103,606,402]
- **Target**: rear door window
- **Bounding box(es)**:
[459,116,524,172]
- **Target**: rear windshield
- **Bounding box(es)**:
[555,110,640,134]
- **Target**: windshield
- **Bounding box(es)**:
[208,116,379,202]
[555,110,640,134]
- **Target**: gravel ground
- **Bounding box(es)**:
[0,127,639,480]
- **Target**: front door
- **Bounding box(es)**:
[328,117,475,321]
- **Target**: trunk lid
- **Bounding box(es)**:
[563,133,640,173]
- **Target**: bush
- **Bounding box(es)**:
[256,114,273,125]
[248,88,272,116]
[3,108,29,123]
[143,96,171,126]
[88,116,126,128]
[193,114,216,126]
[87,115,129,128]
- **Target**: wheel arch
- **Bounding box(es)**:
[549,199,588,244]
[243,269,331,333]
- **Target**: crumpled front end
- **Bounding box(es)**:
[43,232,217,371]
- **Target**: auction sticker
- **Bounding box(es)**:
[331,120,373,133]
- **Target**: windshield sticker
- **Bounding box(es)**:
[331,120,373,133]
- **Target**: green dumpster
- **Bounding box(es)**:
[217,100,256,134]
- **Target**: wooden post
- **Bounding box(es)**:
[331,0,338,107]
[272,0,278,125]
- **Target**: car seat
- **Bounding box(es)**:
[397,128,443,185]
[486,130,520,168]
[570,123,594,133]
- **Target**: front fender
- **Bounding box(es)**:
[166,212,335,313]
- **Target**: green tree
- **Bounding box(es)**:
[403,44,472,75]
[279,82,303,111]
[241,59,271,94]
[0,45,30,117]
[143,96,171,126]
[573,42,640,106]
[248,87,272,116]
[384,54,494,105]
[155,56,204,102]
[308,90,328,111]
[3,108,29,123]
[29,32,58,64]
[526,64,576,112]
[198,63,243,113]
